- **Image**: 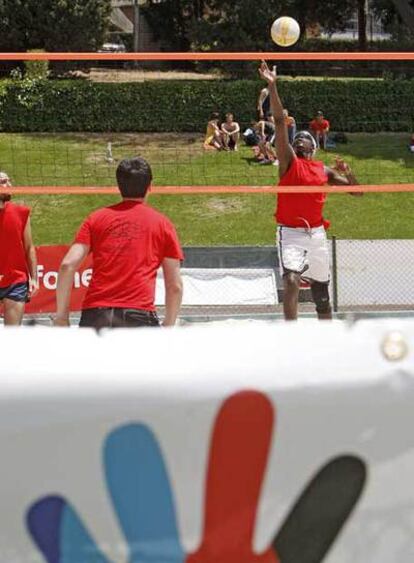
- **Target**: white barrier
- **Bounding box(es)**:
[1,320,414,562]
[156,268,278,306]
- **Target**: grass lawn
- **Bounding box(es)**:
[2,132,413,245]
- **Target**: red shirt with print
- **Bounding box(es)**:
[276,157,329,228]
[75,200,184,311]
[0,202,30,287]
[310,118,330,132]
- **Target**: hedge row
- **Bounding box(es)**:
[0,77,414,133]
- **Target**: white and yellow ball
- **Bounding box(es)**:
[271,16,300,47]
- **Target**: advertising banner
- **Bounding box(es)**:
[25,245,92,314]
[0,321,413,562]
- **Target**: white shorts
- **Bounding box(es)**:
[277,225,330,283]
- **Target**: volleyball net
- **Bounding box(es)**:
[1,52,414,317]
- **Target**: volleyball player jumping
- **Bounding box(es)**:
[259,61,362,320]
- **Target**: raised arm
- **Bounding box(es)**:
[257,88,268,118]
[258,61,295,176]
[326,157,363,197]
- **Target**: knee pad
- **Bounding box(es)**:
[311,282,331,314]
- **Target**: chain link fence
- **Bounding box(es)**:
[164,241,414,320]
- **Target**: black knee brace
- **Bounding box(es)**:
[311,282,331,314]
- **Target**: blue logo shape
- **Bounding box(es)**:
[27,424,185,563]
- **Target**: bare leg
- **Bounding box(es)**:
[265,142,277,161]
[3,299,25,326]
[258,140,268,160]
[222,132,230,149]
[214,131,224,149]
[231,131,240,150]
[317,309,332,320]
[283,272,301,320]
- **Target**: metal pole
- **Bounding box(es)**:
[332,236,339,313]
[133,0,140,68]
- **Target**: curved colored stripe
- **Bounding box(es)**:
[273,455,367,562]
[27,495,109,563]
[187,390,278,563]
[104,424,184,563]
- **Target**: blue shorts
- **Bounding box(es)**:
[0,282,29,302]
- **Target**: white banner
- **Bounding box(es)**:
[156,268,278,306]
[1,320,414,562]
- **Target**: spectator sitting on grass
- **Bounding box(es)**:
[204,112,224,150]
[309,110,330,150]
[409,133,414,153]
[257,85,271,120]
[253,115,278,165]
[221,112,240,151]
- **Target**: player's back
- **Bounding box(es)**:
[77,201,178,311]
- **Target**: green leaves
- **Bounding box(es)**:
[0,0,111,52]
[0,77,414,134]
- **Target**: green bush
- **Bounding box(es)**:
[0,77,413,133]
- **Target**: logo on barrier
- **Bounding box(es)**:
[27,391,366,562]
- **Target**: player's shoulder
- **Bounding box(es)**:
[87,205,110,221]
[145,204,173,224]
[7,201,30,215]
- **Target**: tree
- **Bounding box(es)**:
[357,0,367,50]
[143,0,209,51]
[0,0,112,52]
[390,0,414,30]
[144,0,357,53]
[370,0,414,40]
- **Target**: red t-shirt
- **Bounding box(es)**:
[0,202,30,287]
[75,201,184,311]
[276,157,329,228]
[310,118,330,132]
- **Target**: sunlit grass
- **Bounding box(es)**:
[3,132,413,245]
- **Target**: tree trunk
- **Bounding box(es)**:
[357,0,367,50]
[391,0,414,30]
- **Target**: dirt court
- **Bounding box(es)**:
[76,68,221,83]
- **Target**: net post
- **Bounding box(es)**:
[332,235,339,313]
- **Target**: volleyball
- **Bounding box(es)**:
[271,17,300,47]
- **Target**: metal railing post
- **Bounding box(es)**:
[332,236,339,313]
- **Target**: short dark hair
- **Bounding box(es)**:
[116,157,153,198]
[210,112,220,120]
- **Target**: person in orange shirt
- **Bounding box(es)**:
[0,173,38,325]
[309,111,330,150]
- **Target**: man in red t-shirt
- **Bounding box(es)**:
[259,62,361,321]
[309,111,330,150]
[54,157,183,329]
[0,172,39,325]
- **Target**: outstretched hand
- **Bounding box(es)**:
[258,60,277,85]
[333,156,351,175]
